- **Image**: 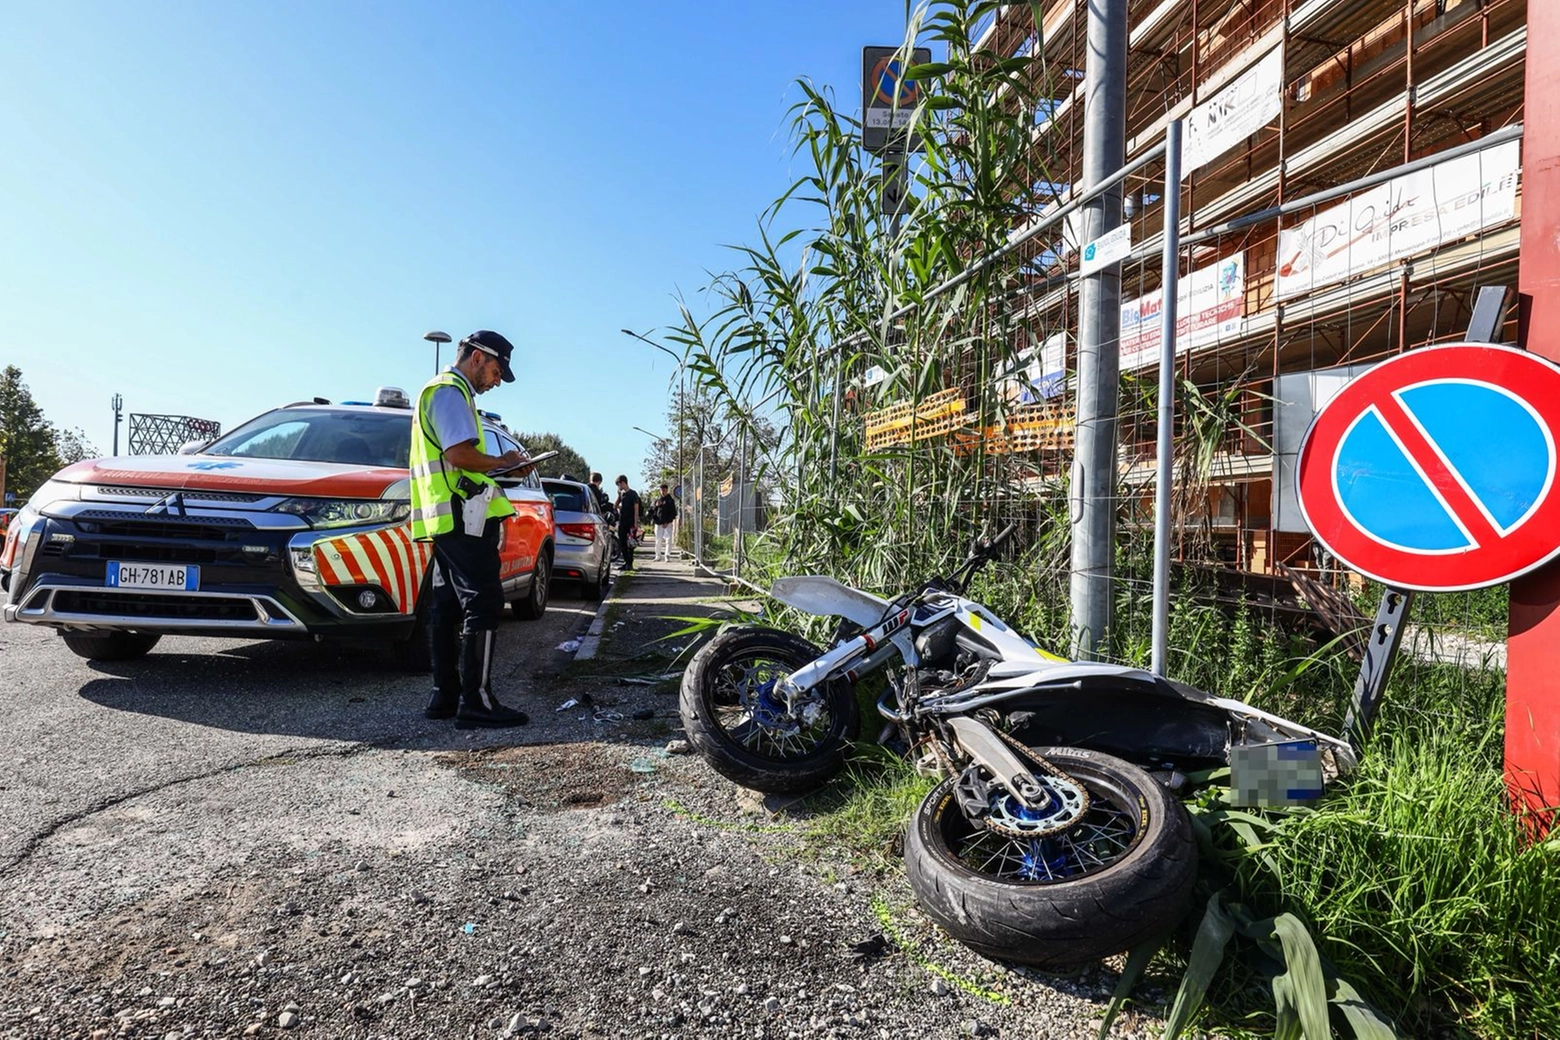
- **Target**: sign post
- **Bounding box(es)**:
[863,45,930,233]
[1513,1,1560,826]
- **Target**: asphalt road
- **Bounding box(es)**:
[0,597,599,877]
[0,566,1156,1039]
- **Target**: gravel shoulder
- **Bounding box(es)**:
[0,559,1177,1039]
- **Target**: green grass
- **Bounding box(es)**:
[1193,660,1560,1039]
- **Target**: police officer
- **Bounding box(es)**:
[410,330,531,728]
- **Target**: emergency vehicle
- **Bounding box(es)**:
[0,388,553,667]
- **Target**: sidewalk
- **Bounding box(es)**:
[576,552,744,665]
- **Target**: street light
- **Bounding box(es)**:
[423,330,452,373]
[111,393,123,456]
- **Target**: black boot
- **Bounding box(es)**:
[424,688,459,720]
[454,628,529,729]
[424,618,461,719]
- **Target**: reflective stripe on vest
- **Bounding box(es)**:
[408,372,516,541]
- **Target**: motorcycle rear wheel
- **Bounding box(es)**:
[904,746,1196,968]
[679,626,860,794]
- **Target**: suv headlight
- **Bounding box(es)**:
[275,498,410,529]
[24,479,85,513]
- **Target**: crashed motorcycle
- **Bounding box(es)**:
[678,524,1356,966]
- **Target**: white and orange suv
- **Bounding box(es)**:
[0,388,553,667]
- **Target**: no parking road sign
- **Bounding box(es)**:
[1296,343,1560,591]
[862,45,931,153]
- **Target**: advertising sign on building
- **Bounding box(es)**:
[1275,140,1521,300]
[1182,46,1284,176]
[998,332,1068,404]
[1119,254,1245,372]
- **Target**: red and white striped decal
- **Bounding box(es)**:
[314,524,434,614]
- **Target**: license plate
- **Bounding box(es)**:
[106,561,200,592]
[1229,739,1324,807]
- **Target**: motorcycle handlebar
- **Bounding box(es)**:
[939,521,1020,593]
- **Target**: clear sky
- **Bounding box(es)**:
[1,1,927,483]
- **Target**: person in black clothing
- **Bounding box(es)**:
[614,475,642,569]
[650,482,677,561]
[589,471,614,519]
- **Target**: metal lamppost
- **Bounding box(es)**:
[423,330,452,373]
[111,393,123,456]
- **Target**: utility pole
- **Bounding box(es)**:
[111,393,124,456]
[1070,0,1128,659]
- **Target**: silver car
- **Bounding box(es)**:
[541,478,611,600]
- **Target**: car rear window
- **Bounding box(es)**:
[547,489,586,513]
[205,408,412,468]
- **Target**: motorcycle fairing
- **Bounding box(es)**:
[771,576,891,629]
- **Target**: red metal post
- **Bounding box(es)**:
[1511,1,1560,823]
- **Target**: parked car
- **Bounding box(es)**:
[0,387,553,666]
[541,477,611,600]
[0,508,16,539]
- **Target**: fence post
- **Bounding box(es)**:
[1150,120,1183,677]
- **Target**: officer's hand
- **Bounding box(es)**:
[497,449,524,472]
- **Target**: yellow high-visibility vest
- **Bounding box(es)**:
[408,372,515,540]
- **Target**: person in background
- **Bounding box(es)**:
[651,482,677,562]
[614,475,642,570]
[588,471,613,519]
[409,330,532,729]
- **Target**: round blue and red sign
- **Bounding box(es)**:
[1296,343,1560,591]
[871,56,922,107]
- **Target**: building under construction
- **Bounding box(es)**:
[961,0,1524,575]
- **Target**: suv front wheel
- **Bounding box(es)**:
[61,631,162,662]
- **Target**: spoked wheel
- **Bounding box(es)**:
[905,746,1196,968]
[678,627,859,793]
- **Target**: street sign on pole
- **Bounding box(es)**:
[1295,343,1560,592]
[862,46,931,154]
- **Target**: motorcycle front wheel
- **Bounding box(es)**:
[679,626,860,794]
[904,746,1196,968]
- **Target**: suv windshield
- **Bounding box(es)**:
[206,408,412,468]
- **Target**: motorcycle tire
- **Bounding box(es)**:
[679,626,860,794]
[904,746,1196,968]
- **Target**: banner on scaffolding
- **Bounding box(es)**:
[997,332,1068,404]
[1119,253,1245,372]
[1274,140,1521,300]
[1182,45,1284,177]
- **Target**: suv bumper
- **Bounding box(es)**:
[3,503,416,640]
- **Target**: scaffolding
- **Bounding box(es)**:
[967,0,1525,574]
[127,413,223,456]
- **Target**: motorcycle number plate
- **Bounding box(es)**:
[1229,739,1323,807]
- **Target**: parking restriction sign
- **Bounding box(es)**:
[862,46,931,153]
[1296,343,1560,591]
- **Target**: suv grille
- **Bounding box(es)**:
[69,515,257,564]
[53,590,260,622]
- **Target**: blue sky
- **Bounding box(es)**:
[1,1,928,482]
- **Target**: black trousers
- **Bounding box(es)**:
[428,510,504,703]
[617,522,636,567]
